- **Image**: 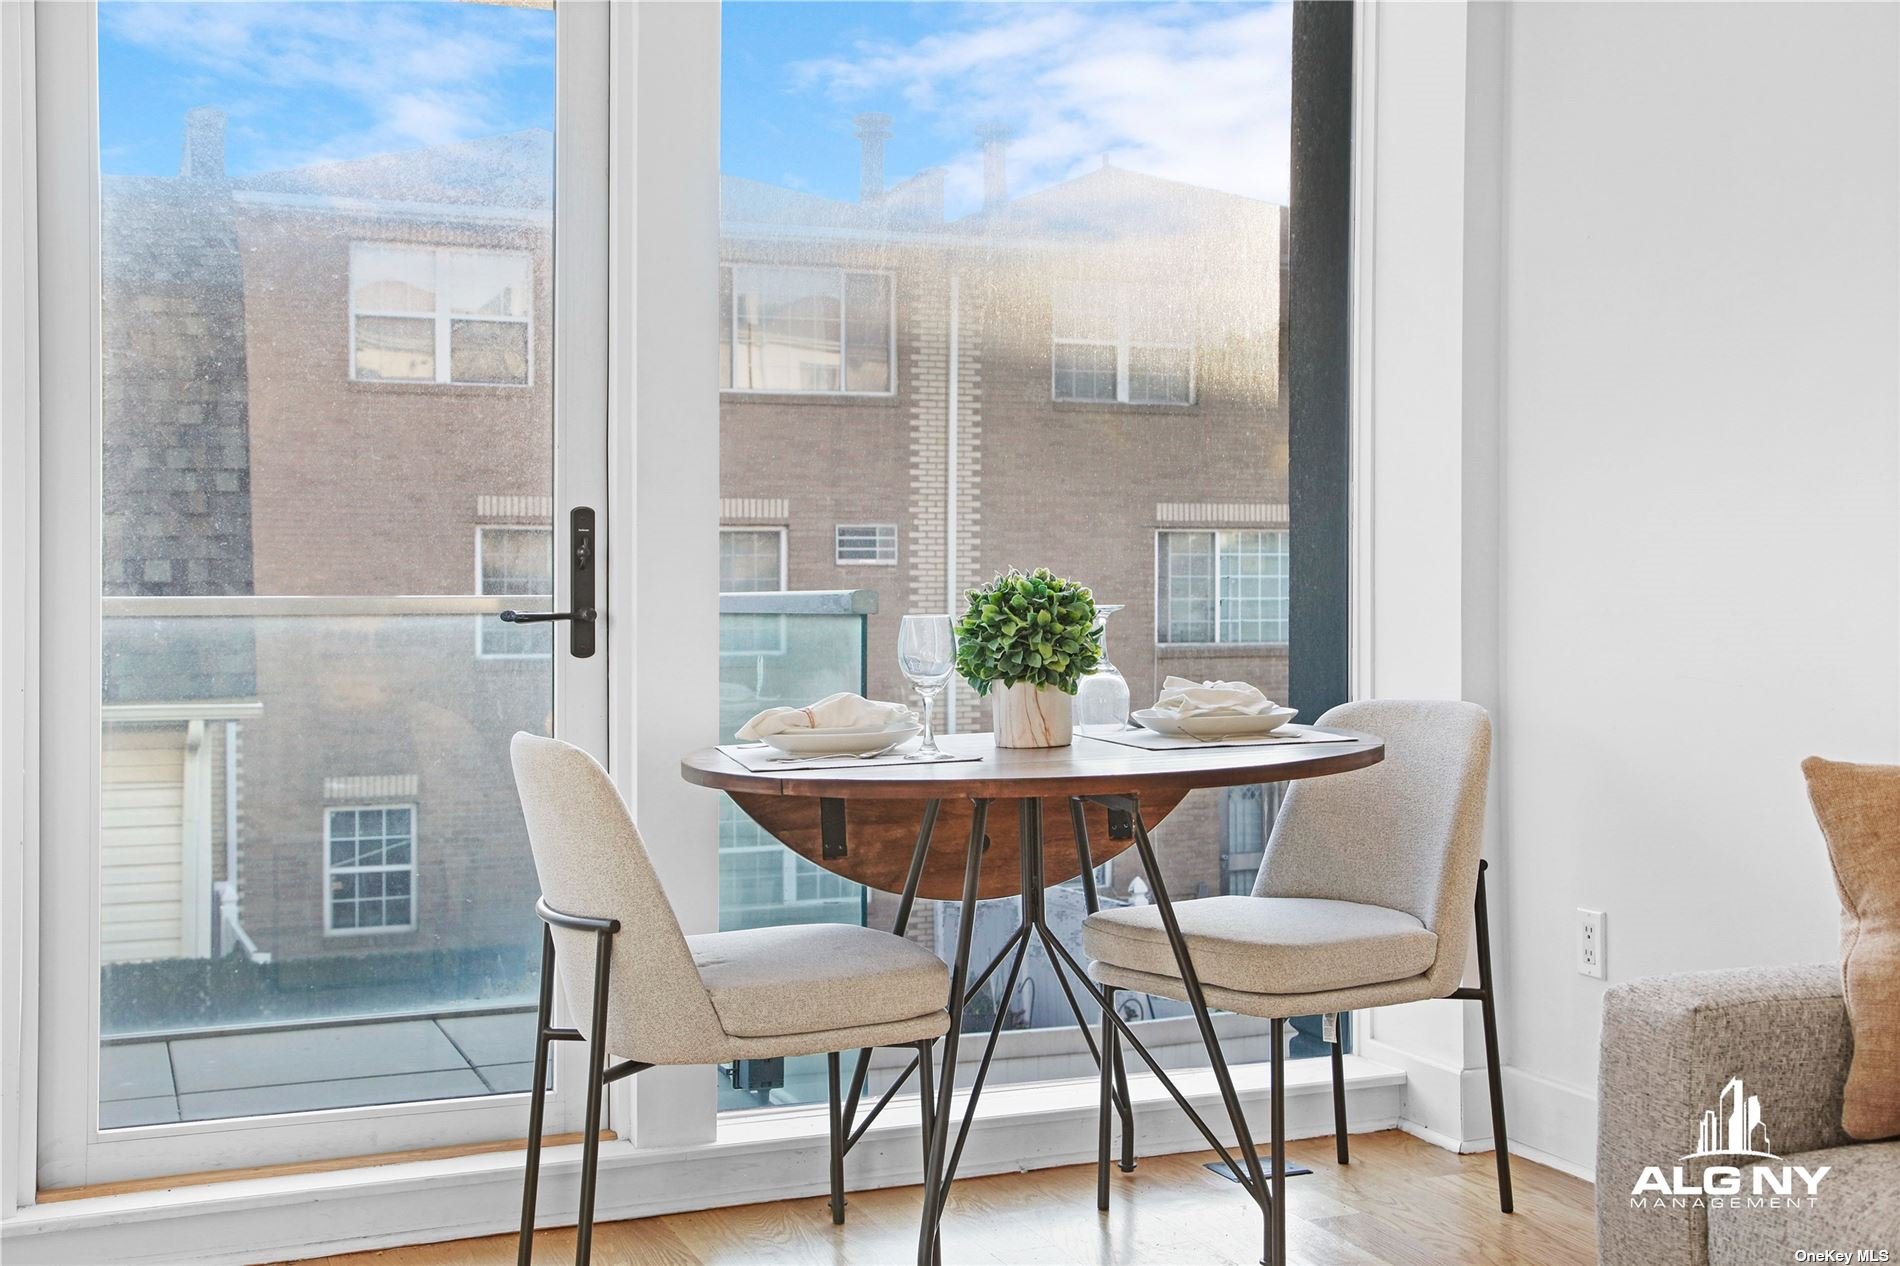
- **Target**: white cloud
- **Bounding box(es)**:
[792,2,1293,213]
[103,1,553,169]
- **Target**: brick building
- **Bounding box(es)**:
[101,109,1291,1019]
[719,118,1293,930]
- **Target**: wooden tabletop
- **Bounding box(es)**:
[679,729,1384,802]
[680,730,1384,901]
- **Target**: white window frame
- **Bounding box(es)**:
[720,264,896,397]
[1156,528,1291,646]
[474,524,554,660]
[348,244,534,388]
[718,525,788,591]
[833,522,897,565]
[321,804,419,937]
[2,2,1397,1248]
[24,0,612,1189]
[1051,282,1196,406]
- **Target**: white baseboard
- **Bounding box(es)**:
[1500,1065,1596,1182]
[1360,1036,1597,1183]
[1,1059,1407,1266]
[1358,1035,1472,1144]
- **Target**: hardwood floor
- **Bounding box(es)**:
[304,1131,1596,1266]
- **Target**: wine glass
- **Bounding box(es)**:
[897,614,955,761]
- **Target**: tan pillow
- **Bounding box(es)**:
[1802,756,1900,1141]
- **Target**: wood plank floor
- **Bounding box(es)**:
[304,1131,1595,1266]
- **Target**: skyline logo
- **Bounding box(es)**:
[1629,1076,1830,1211]
[1684,1076,1777,1161]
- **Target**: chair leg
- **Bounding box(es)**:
[827,1051,847,1225]
[915,1041,941,1266]
[573,932,614,1266]
[1473,861,1515,1214]
[1270,1019,1287,1266]
[1097,986,1115,1211]
[1330,1018,1349,1165]
[518,927,558,1266]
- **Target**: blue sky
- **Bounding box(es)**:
[102,1,1289,215]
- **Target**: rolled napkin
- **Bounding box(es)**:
[736,692,915,740]
[1151,676,1279,718]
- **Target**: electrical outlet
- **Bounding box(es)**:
[1577,908,1607,979]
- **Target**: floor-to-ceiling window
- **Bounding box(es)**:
[712,0,1349,1113]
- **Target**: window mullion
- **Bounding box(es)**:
[1211,530,1224,644]
[837,268,849,392]
[434,248,452,385]
[1116,292,1131,403]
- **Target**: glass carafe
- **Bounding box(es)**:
[1074,603,1131,728]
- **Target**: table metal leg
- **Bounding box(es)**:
[1067,796,1133,1163]
[1114,796,1274,1255]
[918,798,987,1266]
[1097,984,1116,1211]
[842,801,940,1140]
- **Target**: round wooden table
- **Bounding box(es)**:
[681,727,1384,1265]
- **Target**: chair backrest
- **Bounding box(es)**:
[1252,700,1491,991]
[509,733,727,1065]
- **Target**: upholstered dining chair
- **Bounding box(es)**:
[509,733,952,1266]
[1081,699,1508,1263]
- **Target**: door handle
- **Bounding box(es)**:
[497,608,596,624]
[496,506,596,658]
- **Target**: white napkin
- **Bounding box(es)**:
[1151,676,1279,718]
[736,692,914,740]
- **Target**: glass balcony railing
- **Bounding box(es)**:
[717,590,875,935]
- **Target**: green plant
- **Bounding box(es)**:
[954,567,1102,696]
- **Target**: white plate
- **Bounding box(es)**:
[759,724,922,757]
[1131,707,1299,739]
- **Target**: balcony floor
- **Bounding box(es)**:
[99,1010,539,1127]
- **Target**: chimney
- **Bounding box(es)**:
[976,124,1011,212]
[855,113,892,204]
[180,107,228,184]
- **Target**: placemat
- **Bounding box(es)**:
[1077,723,1359,752]
[718,743,984,772]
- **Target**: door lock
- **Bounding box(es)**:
[498,506,597,658]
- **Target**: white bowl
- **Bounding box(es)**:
[1132,707,1299,739]
[759,723,922,757]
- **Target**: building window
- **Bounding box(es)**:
[325,805,416,935]
[1220,784,1283,896]
[1052,281,1194,405]
[1156,529,1289,645]
[720,527,787,655]
[720,265,894,395]
[477,525,553,658]
[350,244,532,386]
[718,799,859,930]
[835,523,897,565]
[720,527,787,592]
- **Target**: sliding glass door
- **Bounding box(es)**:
[36,0,609,1185]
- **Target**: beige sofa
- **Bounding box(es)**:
[1596,965,1900,1265]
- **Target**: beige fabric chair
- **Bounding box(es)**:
[510,733,950,1265]
[1082,699,1508,1261]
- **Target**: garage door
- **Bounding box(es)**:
[100,725,190,963]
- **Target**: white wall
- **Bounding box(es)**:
[1492,0,1900,1168]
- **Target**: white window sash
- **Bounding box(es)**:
[349,245,534,388]
[1159,529,1288,646]
[321,804,419,937]
[721,264,895,397]
[1052,286,1194,405]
